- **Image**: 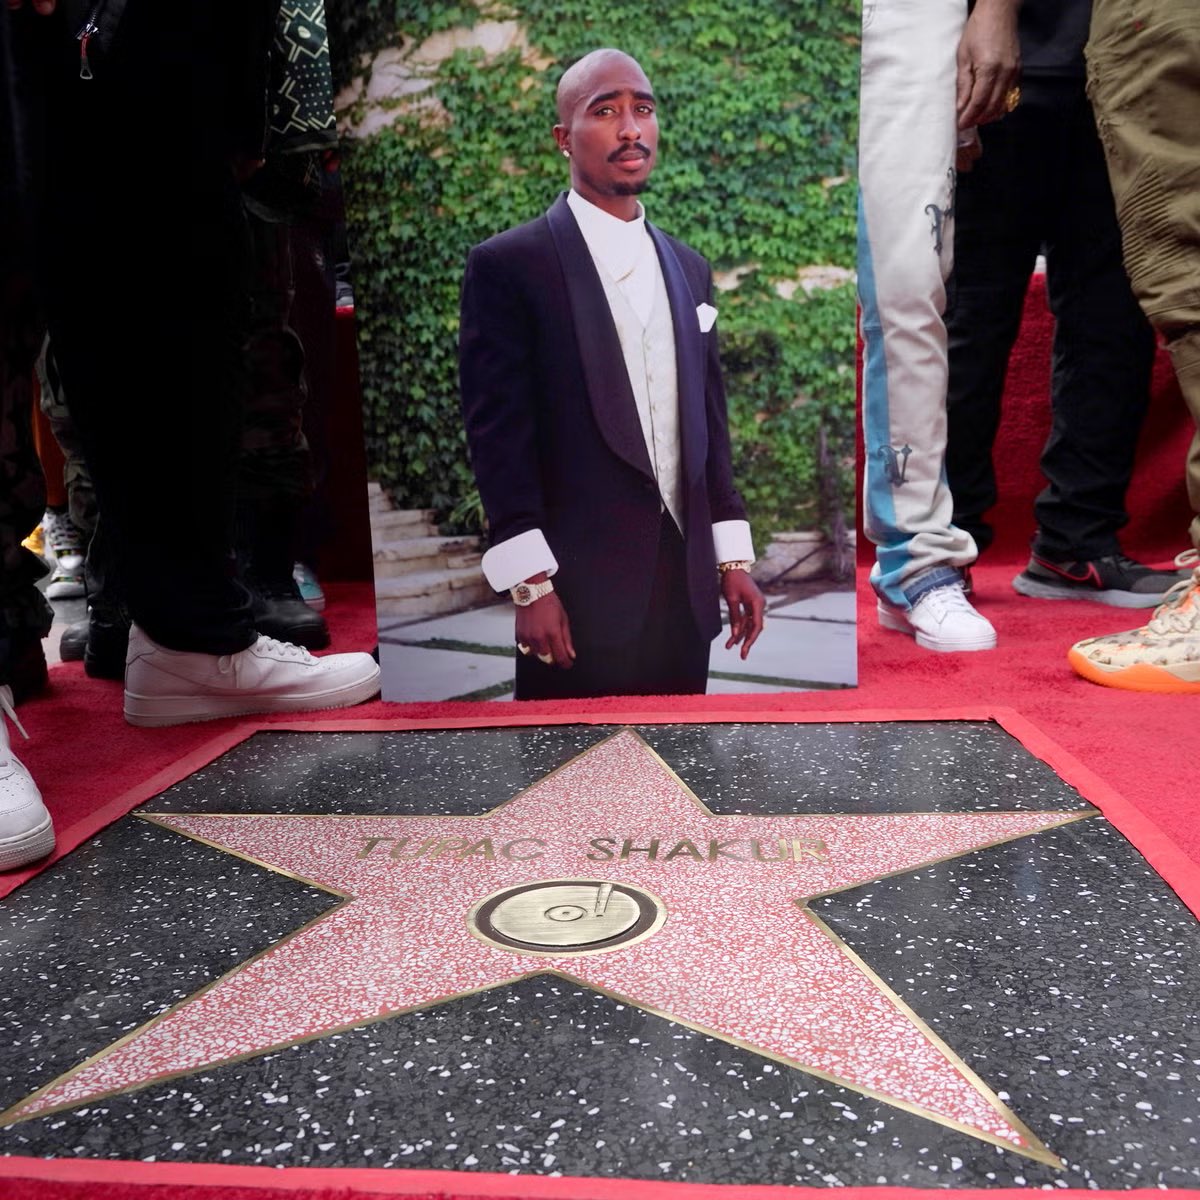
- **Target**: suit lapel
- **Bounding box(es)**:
[546,194,653,479]
[648,222,708,490]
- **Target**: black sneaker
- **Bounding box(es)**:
[1012,552,1188,608]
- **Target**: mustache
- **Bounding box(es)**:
[608,144,652,162]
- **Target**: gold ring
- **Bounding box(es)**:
[517,642,531,656]
[537,652,553,665]
[1004,86,1021,113]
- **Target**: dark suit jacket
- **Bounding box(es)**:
[459,192,747,648]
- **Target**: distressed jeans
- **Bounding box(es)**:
[858,0,978,607]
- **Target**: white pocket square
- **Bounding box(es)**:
[696,302,718,333]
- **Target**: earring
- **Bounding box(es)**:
[562,148,570,157]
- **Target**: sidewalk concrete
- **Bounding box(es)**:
[378,588,856,702]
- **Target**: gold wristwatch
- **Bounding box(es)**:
[510,579,555,606]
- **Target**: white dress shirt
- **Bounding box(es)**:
[480,190,754,591]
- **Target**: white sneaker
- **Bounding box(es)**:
[123,626,381,727]
[0,686,55,870]
[42,508,86,600]
[877,583,997,652]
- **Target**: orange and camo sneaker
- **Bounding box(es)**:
[1068,551,1200,693]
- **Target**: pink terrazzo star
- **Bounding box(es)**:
[4,730,1086,1161]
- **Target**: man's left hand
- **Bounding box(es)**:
[955,0,1020,130]
[722,570,765,659]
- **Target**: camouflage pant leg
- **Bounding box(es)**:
[35,335,98,537]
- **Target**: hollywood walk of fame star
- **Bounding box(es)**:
[1,731,1092,1164]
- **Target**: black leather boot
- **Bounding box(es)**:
[240,500,330,650]
[60,517,131,680]
[249,575,330,649]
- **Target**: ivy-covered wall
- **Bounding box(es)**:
[330,0,858,546]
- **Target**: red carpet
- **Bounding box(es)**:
[9,562,1197,902]
[4,276,1198,1199]
[9,282,1197,901]
[961,277,1191,564]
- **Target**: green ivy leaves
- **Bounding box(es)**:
[333,0,859,542]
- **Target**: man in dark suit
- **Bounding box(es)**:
[460,48,764,700]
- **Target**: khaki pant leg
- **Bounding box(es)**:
[1087,0,1200,548]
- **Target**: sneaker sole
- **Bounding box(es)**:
[0,814,56,870]
[877,602,997,653]
[45,580,86,600]
[1067,648,1200,694]
[1012,573,1168,609]
[123,665,382,727]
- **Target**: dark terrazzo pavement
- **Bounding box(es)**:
[1,722,1195,1187]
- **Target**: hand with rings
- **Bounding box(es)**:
[517,642,554,665]
[514,583,575,670]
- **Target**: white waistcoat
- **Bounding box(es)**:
[596,251,683,532]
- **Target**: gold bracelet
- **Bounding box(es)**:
[717,559,753,575]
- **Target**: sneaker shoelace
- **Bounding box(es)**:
[257,636,318,664]
[43,511,84,556]
[1111,553,1169,577]
[920,582,976,622]
[1146,569,1200,636]
[0,684,30,753]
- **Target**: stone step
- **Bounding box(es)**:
[370,507,440,540]
[366,481,396,514]
[754,530,855,584]
[373,566,495,620]
[372,535,484,580]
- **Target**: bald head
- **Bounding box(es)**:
[552,48,658,220]
[556,49,649,122]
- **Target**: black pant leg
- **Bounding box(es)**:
[514,514,708,701]
[1033,85,1156,561]
[945,104,1044,555]
[39,4,256,654]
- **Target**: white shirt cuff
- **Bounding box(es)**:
[481,529,559,592]
[713,520,754,565]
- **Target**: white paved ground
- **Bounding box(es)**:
[378,590,857,702]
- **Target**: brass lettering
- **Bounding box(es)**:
[388,837,412,858]
[458,839,496,860]
[431,838,470,859]
[357,837,390,859]
[751,838,788,862]
[707,839,748,861]
[663,838,704,861]
[792,837,829,861]
[390,836,442,860]
[586,837,617,861]
[619,837,660,860]
[502,838,546,861]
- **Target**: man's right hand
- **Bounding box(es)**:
[516,591,576,669]
[955,0,1020,130]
